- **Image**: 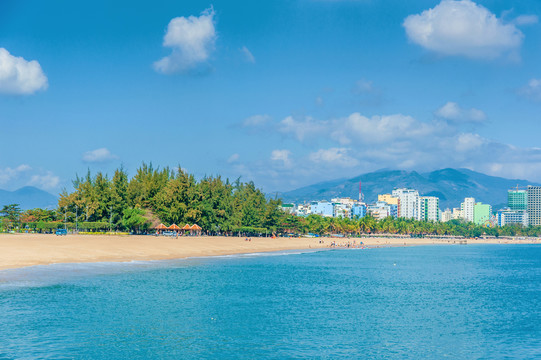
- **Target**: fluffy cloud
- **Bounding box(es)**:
[234,109,541,189]
[403,0,523,59]
[0,165,31,185]
[270,149,293,168]
[154,7,216,74]
[512,15,539,26]
[278,113,439,145]
[455,133,485,152]
[435,102,486,123]
[331,113,437,145]
[82,148,118,163]
[518,78,541,102]
[241,46,255,63]
[279,116,329,142]
[0,165,60,191]
[309,148,359,167]
[29,172,60,190]
[0,48,48,95]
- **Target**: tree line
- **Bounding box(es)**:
[54,163,284,234]
[1,163,540,237]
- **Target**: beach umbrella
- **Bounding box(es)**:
[155,223,167,230]
[168,224,181,231]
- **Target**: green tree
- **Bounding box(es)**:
[1,204,22,229]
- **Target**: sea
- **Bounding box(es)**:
[0,245,540,359]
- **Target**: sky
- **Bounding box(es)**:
[1,0,541,194]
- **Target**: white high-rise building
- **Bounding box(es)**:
[417,196,440,222]
[460,197,475,223]
[392,188,419,219]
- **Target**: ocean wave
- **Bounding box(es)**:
[0,249,325,290]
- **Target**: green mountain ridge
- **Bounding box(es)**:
[278,168,539,210]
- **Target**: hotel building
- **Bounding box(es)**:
[392,188,419,219]
[461,197,475,223]
[527,186,541,226]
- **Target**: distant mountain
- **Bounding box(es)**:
[279,168,540,209]
[0,186,58,210]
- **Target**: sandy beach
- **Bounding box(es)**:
[0,233,539,271]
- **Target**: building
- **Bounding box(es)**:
[367,201,391,220]
[281,203,295,214]
[508,189,527,211]
[311,201,334,217]
[296,204,310,216]
[527,186,541,226]
[441,209,453,222]
[331,197,356,207]
[333,202,350,218]
[392,188,419,219]
[497,209,529,227]
[461,197,475,223]
[452,208,463,220]
[417,196,440,222]
[378,194,398,205]
[351,203,367,219]
[389,204,398,218]
[473,203,492,225]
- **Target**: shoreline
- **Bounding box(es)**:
[0,233,539,271]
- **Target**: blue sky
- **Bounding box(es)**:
[1,0,541,194]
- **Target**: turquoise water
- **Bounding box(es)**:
[1,245,540,359]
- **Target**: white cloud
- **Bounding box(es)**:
[277,113,440,145]
[82,148,118,163]
[270,149,293,168]
[0,165,32,185]
[309,148,359,167]
[435,101,487,123]
[518,78,541,102]
[240,108,541,188]
[0,48,48,95]
[240,46,255,63]
[242,114,271,127]
[512,15,539,26]
[403,0,523,59]
[455,133,485,152]
[279,116,329,142]
[154,7,216,74]
[330,113,437,145]
[29,172,60,190]
[0,165,61,191]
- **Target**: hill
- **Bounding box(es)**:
[0,186,58,210]
[279,168,539,209]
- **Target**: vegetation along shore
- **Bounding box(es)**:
[2,163,541,239]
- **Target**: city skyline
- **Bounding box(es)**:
[1,0,541,194]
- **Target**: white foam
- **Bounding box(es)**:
[0,249,326,290]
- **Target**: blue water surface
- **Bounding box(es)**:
[0,245,540,359]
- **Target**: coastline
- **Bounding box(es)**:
[0,233,539,271]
